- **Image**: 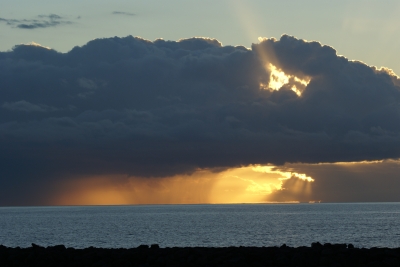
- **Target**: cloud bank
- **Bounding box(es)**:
[0,35,400,204]
[268,160,400,202]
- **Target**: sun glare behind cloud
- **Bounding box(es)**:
[268,64,290,90]
[262,64,310,96]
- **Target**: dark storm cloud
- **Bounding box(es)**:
[0,14,72,29]
[0,35,400,204]
[112,11,135,16]
[267,160,400,202]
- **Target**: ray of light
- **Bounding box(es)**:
[51,165,316,205]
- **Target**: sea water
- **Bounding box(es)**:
[1,203,400,248]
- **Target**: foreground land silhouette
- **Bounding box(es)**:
[1,243,400,266]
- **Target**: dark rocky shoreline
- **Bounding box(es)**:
[1,243,400,267]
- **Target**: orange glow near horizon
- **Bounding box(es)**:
[51,165,315,205]
[50,159,400,205]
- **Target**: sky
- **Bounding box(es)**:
[2,0,400,74]
[1,0,400,205]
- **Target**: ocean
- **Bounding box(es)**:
[1,203,399,248]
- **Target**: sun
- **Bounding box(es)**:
[261,64,310,96]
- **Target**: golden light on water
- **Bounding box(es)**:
[51,165,315,205]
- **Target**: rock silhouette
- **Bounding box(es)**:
[1,243,400,266]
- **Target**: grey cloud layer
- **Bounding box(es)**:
[112,11,135,16]
[0,35,400,204]
[268,161,400,202]
[0,14,71,29]
[1,100,57,112]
